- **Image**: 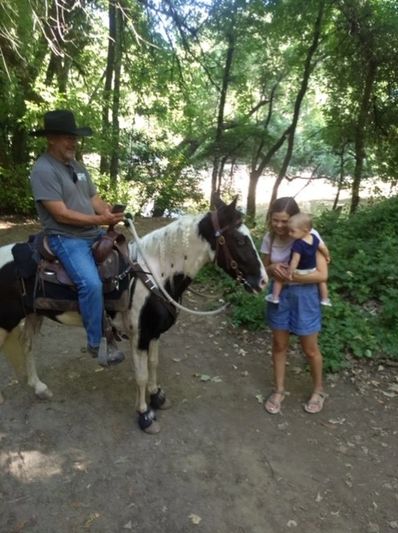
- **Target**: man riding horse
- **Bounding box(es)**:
[29,109,125,366]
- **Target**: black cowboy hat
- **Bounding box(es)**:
[30,109,93,137]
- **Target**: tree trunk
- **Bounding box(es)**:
[210,30,235,207]
[110,5,124,183]
[246,170,261,220]
[245,83,279,219]
[100,0,117,175]
[350,59,377,214]
[270,0,326,206]
[333,150,345,210]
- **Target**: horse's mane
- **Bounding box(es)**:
[129,214,211,279]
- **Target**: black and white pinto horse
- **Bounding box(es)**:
[0,198,267,432]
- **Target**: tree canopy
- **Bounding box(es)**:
[0,0,397,216]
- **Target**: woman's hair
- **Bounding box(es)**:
[267,197,300,231]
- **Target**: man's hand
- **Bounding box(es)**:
[97,207,125,226]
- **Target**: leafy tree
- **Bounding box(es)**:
[322,0,398,213]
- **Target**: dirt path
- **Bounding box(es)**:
[0,220,397,533]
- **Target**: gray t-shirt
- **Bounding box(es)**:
[30,153,101,239]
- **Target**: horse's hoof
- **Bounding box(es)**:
[143,420,160,434]
[159,398,172,410]
[138,408,158,432]
[150,388,171,410]
[36,387,53,400]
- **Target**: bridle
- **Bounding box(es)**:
[211,210,253,291]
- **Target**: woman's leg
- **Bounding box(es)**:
[272,329,290,392]
[264,329,289,414]
[299,333,323,392]
[299,333,326,413]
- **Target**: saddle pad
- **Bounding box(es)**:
[33,279,130,313]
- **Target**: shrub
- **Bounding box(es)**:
[198,196,398,371]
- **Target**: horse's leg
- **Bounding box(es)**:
[147,339,171,410]
[22,315,53,400]
[131,340,159,434]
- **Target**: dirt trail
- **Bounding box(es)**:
[0,219,397,533]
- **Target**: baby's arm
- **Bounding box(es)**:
[287,251,301,279]
[318,242,331,263]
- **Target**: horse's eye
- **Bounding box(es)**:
[237,236,246,246]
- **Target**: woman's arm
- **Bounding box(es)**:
[291,251,328,284]
[318,242,331,263]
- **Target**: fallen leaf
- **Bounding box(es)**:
[189,513,202,525]
[381,391,396,398]
[84,512,100,528]
[328,418,346,425]
[255,394,264,404]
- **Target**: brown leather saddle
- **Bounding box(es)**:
[36,229,129,290]
[33,229,132,312]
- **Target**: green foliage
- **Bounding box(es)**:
[316,196,398,368]
[124,131,206,216]
[198,197,398,371]
[0,165,35,215]
[90,168,139,213]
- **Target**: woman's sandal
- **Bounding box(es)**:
[303,391,327,414]
[264,390,285,415]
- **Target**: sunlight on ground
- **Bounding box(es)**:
[0,221,14,229]
[0,448,93,481]
[0,220,38,230]
[1,450,63,481]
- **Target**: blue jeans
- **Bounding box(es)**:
[47,234,104,349]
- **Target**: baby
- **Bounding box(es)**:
[266,212,332,306]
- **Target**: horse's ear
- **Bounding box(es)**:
[228,196,238,210]
[213,195,238,210]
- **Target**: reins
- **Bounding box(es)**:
[124,216,229,316]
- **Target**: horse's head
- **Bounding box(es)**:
[199,197,268,293]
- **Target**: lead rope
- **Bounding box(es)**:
[124,217,229,316]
